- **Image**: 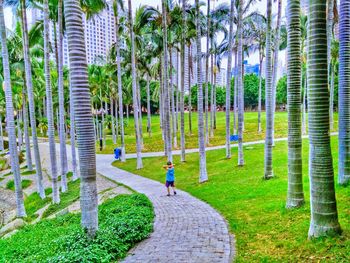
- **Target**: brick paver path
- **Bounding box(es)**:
[95,154,235,263]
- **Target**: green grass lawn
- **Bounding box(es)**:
[114,136,349,262]
[0,194,154,262]
[99,111,338,154]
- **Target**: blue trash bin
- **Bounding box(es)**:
[114,148,122,160]
[230,135,239,142]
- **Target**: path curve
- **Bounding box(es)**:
[95,154,235,263]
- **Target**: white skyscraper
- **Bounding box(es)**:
[28,1,116,66]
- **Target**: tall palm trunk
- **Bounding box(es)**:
[146,74,152,137]
[225,0,234,159]
[210,52,214,137]
[271,0,282,145]
[233,50,238,134]
[180,0,186,162]
[162,0,172,162]
[0,115,4,153]
[111,96,116,144]
[286,0,304,208]
[258,53,263,133]
[16,112,22,152]
[302,72,307,134]
[188,44,193,135]
[328,0,334,130]
[137,82,144,148]
[307,0,341,238]
[115,4,126,162]
[338,0,350,185]
[44,0,60,204]
[58,0,68,193]
[264,0,274,178]
[196,0,208,183]
[22,88,33,171]
[329,64,335,130]
[64,0,99,237]
[237,0,244,166]
[115,98,119,141]
[0,0,26,217]
[69,82,79,181]
[170,50,177,148]
[205,0,210,146]
[128,0,143,168]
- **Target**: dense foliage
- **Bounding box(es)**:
[0,194,154,262]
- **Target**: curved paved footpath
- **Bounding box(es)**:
[95,154,235,263]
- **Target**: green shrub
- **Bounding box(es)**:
[0,194,154,262]
[6,179,32,191]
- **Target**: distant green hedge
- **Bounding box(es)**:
[0,194,154,262]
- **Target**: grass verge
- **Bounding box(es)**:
[6,179,32,191]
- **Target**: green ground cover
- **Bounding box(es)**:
[99,111,338,154]
[114,137,350,262]
[0,194,154,262]
[6,179,32,191]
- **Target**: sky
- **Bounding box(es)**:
[4,0,287,67]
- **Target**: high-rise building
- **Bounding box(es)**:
[28,1,116,66]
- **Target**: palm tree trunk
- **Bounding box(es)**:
[170,50,177,148]
[329,64,335,130]
[180,0,186,162]
[308,0,341,238]
[162,0,173,162]
[286,0,304,208]
[58,0,68,193]
[271,0,282,146]
[115,7,126,161]
[64,0,99,237]
[196,0,208,182]
[188,44,193,135]
[44,0,60,204]
[210,53,214,138]
[0,115,4,153]
[128,0,143,168]
[258,55,263,133]
[302,71,307,134]
[225,0,234,159]
[233,50,238,134]
[17,112,22,152]
[338,0,350,185]
[115,98,119,142]
[264,0,274,178]
[22,88,33,171]
[104,101,107,146]
[237,0,244,166]
[176,51,180,132]
[327,0,334,130]
[69,82,79,181]
[137,81,144,148]
[205,0,210,146]
[0,0,26,217]
[146,73,152,137]
[111,97,116,144]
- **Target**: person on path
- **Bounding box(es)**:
[163,161,177,196]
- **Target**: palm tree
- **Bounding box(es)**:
[204,0,211,146]
[264,0,274,179]
[22,88,33,171]
[237,0,245,166]
[43,0,60,204]
[338,0,350,185]
[17,0,46,199]
[114,0,126,162]
[0,0,26,217]
[128,0,143,168]
[327,0,335,130]
[271,0,282,145]
[225,0,234,159]
[195,0,208,183]
[180,0,186,162]
[64,0,99,237]
[57,0,68,192]
[307,0,341,238]
[286,0,304,208]
[162,0,173,162]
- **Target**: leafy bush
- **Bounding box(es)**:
[6,179,32,191]
[0,194,154,262]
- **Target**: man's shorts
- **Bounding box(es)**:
[165,181,175,187]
